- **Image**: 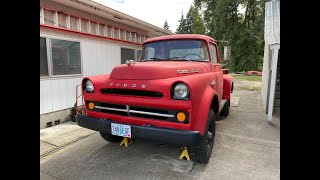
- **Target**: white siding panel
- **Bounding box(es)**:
[81,40,87,76]
[42,80,53,114]
[75,79,81,105]
[108,45,113,73]
[82,40,89,76]
[59,80,69,109]
[90,40,99,75]
[51,80,61,111]
[98,40,103,74]
[93,40,98,74]
[111,45,121,71]
[66,79,76,108]
[76,78,83,106]
[87,40,92,76]
[110,44,116,72]
[95,41,100,74]
[101,43,107,73]
[40,82,44,114]
[105,43,111,73]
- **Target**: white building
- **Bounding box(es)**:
[261,0,280,123]
[40,0,172,129]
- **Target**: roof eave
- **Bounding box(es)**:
[51,0,173,36]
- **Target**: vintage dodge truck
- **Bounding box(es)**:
[76,34,233,163]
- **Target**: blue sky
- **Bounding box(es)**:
[93,0,194,32]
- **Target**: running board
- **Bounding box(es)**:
[219,99,227,113]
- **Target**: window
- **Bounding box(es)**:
[99,24,105,36]
[81,19,88,33]
[43,9,55,26]
[121,48,142,64]
[70,16,78,31]
[40,37,49,77]
[114,28,119,39]
[140,40,209,62]
[210,44,218,64]
[136,50,142,60]
[58,13,67,28]
[51,39,81,75]
[90,22,98,35]
[40,36,82,77]
[142,47,155,60]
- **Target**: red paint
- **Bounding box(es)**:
[81,34,233,136]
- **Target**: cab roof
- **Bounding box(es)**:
[143,34,216,44]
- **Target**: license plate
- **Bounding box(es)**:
[111,123,131,138]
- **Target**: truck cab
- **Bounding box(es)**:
[76,34,233,163]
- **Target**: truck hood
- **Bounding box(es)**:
[109,61,209,80]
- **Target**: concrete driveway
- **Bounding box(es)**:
[40,79,280,180]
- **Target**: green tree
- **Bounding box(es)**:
[195,0,266,72]
[185,6,194,34]
[163,20,170,31]
[191,6,206,34]
[176,5,205,34]
[176,12,188,34]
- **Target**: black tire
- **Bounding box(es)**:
[189,109,216,164]
[220,99,230,116]
[100,132,123,143]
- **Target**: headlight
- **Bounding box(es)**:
[173,83,189,99]
[85,80,94,93]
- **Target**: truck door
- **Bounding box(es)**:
[209,43,223,102]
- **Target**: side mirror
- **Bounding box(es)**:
[224,46,231,61]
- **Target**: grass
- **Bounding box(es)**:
[232,75,262,82]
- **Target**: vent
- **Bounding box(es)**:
[101,88,163,98]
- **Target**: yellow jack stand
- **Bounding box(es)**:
[120,137,133,147]
[179,147,190,161]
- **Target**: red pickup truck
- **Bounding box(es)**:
[76,34,233,163]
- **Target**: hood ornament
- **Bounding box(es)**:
[125,60,136,66]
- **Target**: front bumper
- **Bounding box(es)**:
[76,114,201,146]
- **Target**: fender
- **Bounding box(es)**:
[82,74,110,91]
[191,87,219,136]
[222,74,233,100]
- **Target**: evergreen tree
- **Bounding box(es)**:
[185,6,194,34]
[176,12,187,34]
[176,5,205,34]
[191,6,205,34]
[163,20,170,31]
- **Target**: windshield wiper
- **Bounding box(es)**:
[169,57,198,62]
[169,57,190,61]
[140,57,166,62]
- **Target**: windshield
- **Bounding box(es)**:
[140,39,209,62]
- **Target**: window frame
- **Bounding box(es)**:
[40,34,83,79]
[120,46,142,63]
[140,39,211,63]
[210,43,218,64]
[40,37,50,78]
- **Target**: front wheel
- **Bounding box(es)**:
[219,99,230,117]
[189,109,216,164]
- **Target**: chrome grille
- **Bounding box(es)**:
[100,88,163,98]
[91,102,178,121]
